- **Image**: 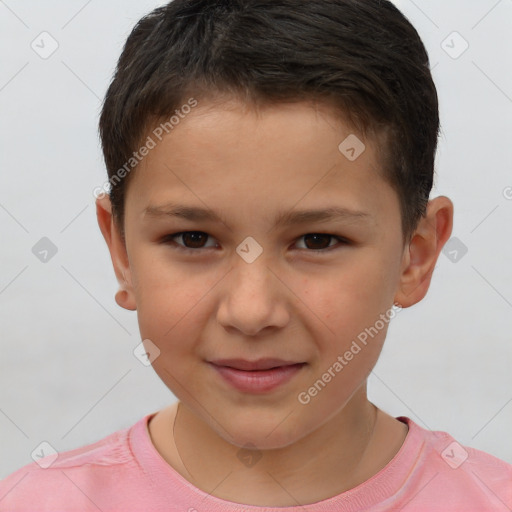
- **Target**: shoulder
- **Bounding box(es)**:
[400,417,512,509]
[0,418,145,511]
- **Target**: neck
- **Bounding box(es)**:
[165,387,406,507]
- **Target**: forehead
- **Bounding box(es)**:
[125,99,399,231]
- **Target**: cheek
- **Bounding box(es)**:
[134,272,213,388]
[132,255,219,346]
[297,258,397,388]
[302,256,393,330]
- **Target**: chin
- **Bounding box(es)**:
[212,409,314,451]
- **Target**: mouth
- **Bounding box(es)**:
[209,358,305,371]
[207,358,307,393]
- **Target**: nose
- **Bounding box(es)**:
[216,252,290,337]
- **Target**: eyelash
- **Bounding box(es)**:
[160,231,351,255]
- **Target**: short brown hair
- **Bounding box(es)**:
[99,0,439,244]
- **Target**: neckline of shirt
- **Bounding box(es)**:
[129,412,425,511]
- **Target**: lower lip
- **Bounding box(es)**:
[209,363,305,393]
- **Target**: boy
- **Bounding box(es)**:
[1,0,511,510]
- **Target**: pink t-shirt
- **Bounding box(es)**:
[1,414,511,511]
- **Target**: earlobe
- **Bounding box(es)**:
[95,195,137,311]
[115,288,136,311]
[394,196,454,308]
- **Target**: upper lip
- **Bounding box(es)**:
[209,358,304,371]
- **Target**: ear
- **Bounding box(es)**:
[394,196,454,308]
[96,194,137,311]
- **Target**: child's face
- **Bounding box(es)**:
[103,99,412,449]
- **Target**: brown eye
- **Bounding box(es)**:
[296,233,348,251]
[303,234,334,250]
[180,232,209,248]
[162,231,217,251]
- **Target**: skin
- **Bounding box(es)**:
[96,98,453,507]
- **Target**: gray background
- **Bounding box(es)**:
[1,0,511,479]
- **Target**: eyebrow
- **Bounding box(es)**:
[143,203,371,229]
